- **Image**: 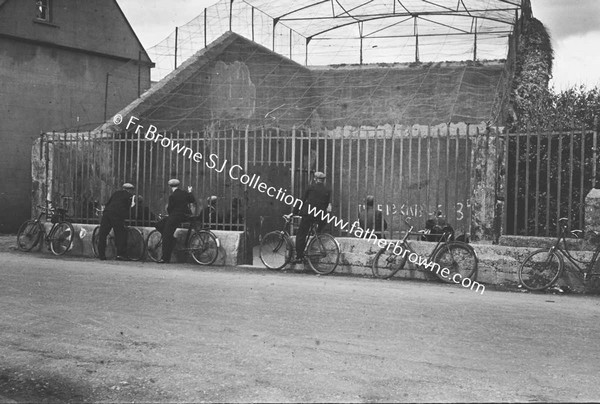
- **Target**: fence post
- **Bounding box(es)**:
[594,116,598,189]
[470,124,498,242]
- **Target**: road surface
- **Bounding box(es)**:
[1,244,600,402]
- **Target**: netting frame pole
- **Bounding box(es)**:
[272,18,278,52]
[414,17,419,63]
[174,27,178,69]
[103,73,109,122]
[137,51,141,97]
[358,21,363,65]
[305,37,311,66]
[229,0,234,31]
[251,7,255,41]
[473,17,478,62]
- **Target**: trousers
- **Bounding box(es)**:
[160,213,186,262]
[98,213,127,257]
[295,215,325,259]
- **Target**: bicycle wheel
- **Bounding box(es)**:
[49,222,74,256]
[306,233,340,275]
[518,248,563,291]
[432,241,478,283]
[126,227,145,261]
[260,231,292,270]
[17,220,43,251]
[91,226,101,257]
[372,247,407,279]
[189,230,219,265]
[92,227,116,259]
[146,229,163,262]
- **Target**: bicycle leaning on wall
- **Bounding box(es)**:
[518,217,600,292]
[259,215,341,275]
[90,208,146,261]
[16,203,74,256]
[146,214,220,265]
[371,218,478,283]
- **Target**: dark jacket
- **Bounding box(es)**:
[104,190,133,218]
[294,182,331,216]
[167,188,196,216]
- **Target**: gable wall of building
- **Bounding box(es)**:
[0,0,151,232]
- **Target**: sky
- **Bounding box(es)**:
[119,0,600,91]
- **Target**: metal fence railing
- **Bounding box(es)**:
[503,128,599,237]
[37,125,479,238]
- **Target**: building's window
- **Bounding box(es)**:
[35,0,50,22]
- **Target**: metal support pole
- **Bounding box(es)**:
[251,7,255,41]
[414,17,419,63]
[229,0,234,31]
[305,37,311,66]
[473,18,478,61]
[594,116,599,189]
[137,51,141,97]
[273,18,278,51]
[174,27,178,69]
[359,22,363,65]
[103,73,110,122]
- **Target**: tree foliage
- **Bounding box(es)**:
[508,15,600,132]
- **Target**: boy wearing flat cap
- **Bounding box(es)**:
[158,179,196,263]
[98,183,135,261]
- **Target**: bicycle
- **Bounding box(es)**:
[90,209,145,261]
[16,203,74,256]
[146,214,220,265]
[371,218,478,283]
[518,217,600,292]
[259,215,341,275]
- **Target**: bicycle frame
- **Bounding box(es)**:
[159,214,210,252]
[274,216,324,256]
[550,220,600,282]
[390,221,454,269]
[37,206,67,241]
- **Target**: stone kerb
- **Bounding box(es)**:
[335,237,438,280]
[585,188,600,241]
[330,237,590,291]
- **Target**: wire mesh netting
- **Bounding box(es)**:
[130,0,520,130]
[147,0,521,82]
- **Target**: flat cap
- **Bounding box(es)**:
[122,183,134,189]
[168,179,180,187]
[314,171,326,179]
[207,195,218,203]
